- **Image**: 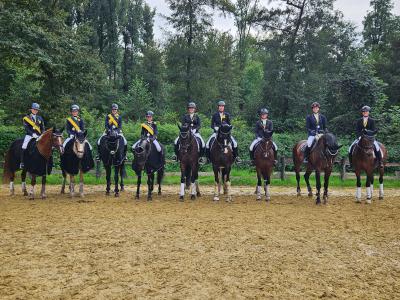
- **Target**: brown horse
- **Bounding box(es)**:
[210,123,234,202]
[351,129,388,203]
[177,124,201,201]
[254,130,275,201]
[3,128,64,199]
[293,132,342,204]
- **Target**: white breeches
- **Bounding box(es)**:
[133,139,161,152]
[22,135,37,149]
[97,133,127,145]
[175,132,205,149]
[249,137,278,151]
[349,137,381,153]
[64,135,92,150]
[206,133,237,148]
[307,136,315,147]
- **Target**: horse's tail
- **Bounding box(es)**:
[3,149,14,183]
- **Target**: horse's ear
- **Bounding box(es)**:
[178,124,181,130]
[83,129,88,137]
[60,127,64,133]
[337,144,343,149]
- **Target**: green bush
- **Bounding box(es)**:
[0,125,24,158]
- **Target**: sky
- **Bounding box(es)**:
[146,0,400,42]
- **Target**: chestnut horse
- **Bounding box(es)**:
[293,132,342,204]
[3,128,64,199]
[351,129,388,203]
[254,129,275,201]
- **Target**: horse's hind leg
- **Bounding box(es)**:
[61,170,66,194]
[120,165,125,192]
[378,167,384,200]
[40,176,47,199]
[366,174,373,204]
[70,175,75,197]
[157,169,164,196]
[9,172,15,196]
[21,169,28,196]
[213,167,220,201]
[179,169,186,201]
[29,175,36,200]
[79,169,84,197]
[264,174,271,202]
[315,171,321,205]
[105,166,111,196]
[323,170,331,204]
[136,175,141,199]
[225,167,232,202]
[295,168,301,196]
[355,172,362,203]
[304,170,313,197]
[147,173,154,201]
[190,167,197,200]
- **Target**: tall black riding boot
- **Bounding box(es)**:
[375,149,383,167]
[303,146,310,163]
[20,149,25,169]
[123,145,128,161]
[273,149,278,166]
[233,147,240,162]
[348,151,353,169]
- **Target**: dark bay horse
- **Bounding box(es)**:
[254,130,275,201]
[293,132,342,204]
[60,130,94,197]
[98,128,125,197]
[3,128,64,199]
[177,124,201,201]
[210,123,234,202]
[351,129,388,203]
[132,136,165,200]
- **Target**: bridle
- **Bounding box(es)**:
[216,127,231,153]
[179,127,193,154]
[356,134,375,156]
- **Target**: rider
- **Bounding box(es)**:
[21,103,45,168]
[132,111,163,154]
[303,102,327,163]
[97,103,127,160]
[348,105,383,168]
[174,102,205,161]
[63,104,91,149]
[205,100,240,162]
[249,108,278,165]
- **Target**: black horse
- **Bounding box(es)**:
[132,135,165,200]
[98,128,125,197]
[177,124,201,201]
[209,123,234,202]
[60,130,94,197]
[3,128,64,199]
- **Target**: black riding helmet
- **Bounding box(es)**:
[361,105,371,112]
[311,102,320,108]
[259,108,269,115]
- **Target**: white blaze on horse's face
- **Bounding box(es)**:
[74,140,85,159]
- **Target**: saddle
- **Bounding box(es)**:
[209,136,232,150]
[300,134,323,153]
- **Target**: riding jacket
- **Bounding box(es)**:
[356,117,376,137]
[23,113,45,136]
[105,113,122,133]
[141,121,158,138]
[255,119,273,138]
[211,111,231,130]
[66,116,85,136]
[306,113,327,136]
[181,114,201,132]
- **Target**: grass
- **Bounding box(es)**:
[3,168,400,188]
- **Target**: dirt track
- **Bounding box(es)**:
[1,185,400,299]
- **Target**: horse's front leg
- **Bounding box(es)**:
[120,164,125,192]
[315,170,321,205]
[105,166,111,196]
[179,168,186,201]
[355,171,362,203]
[147,173,154,201]
[379,167,384,200]
[136,174,141,199]
[70,174,75,197]
[304,169,313,197]
[213,166,220,201]
[9,172,15,196]
[256,172,262,201]
[114,166,120,197]
[40,176,47,199]
[323,169,331,204]
[366,173,373,204]
[295,168,301,196]
[21,169,28,196]
[190,165,197,200]
[157,168,163,196]
[79,169,84,197]
[29,175,36,200]
[61,170,66,194]
[264,173,271,202]
[225,167,232,202]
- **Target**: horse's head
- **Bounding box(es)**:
[262,129,273,140]
[217,123,232,144]
[105,128,120,155]
[178,123,193,153]
[133,135,151,165]
[52,128,64,155]
[322,132,342,157]
[73,130,87,159]
[358,129,376,152]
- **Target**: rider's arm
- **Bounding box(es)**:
[306,115,313,135]
[195,115,201,131]
[80,119,85,132]
[153,123,158,136]
[105,115,110,130]
[356,119,363,136]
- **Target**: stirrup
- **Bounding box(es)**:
[20,162,25,169]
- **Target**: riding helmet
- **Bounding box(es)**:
[71,104,80,111]
[31,103,40,111]
[217,100,226,106]
[111,103,119,110]
[187,102,196,109]
[361,105,371,112]
[259,108,269,115]
[311,102,320,108]
[146,110,154,117]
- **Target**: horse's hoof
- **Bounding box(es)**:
[266,196,271,202]
[308,192,313,197]
[147,196,152,201]
[135,195,139,200]
[190,195,196,200]
[196,192,201,197]
[120,187,125,192]
[115,193,119,198]
[297,192,301,197]
[379,196,384,200]
[366,198,372,204]
[158,191,162,195]
[105,191,110,196]
[60,190,65,194]
[316,199,321,205]
[179,196,184,201]
[80,193,84,198]
[213,196,219,201]
[355,198,362,203]
[23,191,28,196]
[28,195,34,200]
[256,196,262,201]
[41,194,47,199]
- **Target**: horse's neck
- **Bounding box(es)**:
[37,130,53,159]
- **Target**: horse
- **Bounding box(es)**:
[98,128,126,197]
[254,129,275,201]
[209,123,234,202]
[132,135,165,200]
[3,128,64,199]
[351,129,388,203]
[293,132,342,204]
[177,124,201,201]
[60,130,94,197]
